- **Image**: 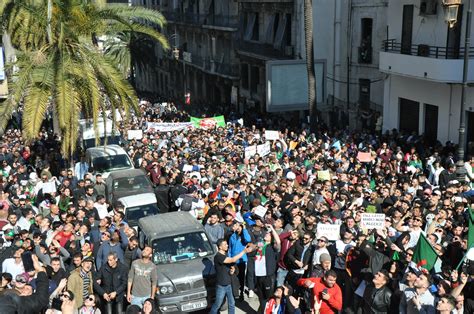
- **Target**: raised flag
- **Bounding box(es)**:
[412,234,438,271]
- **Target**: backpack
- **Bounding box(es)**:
[179,194,196,211]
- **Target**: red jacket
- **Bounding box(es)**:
[297,277,342,314]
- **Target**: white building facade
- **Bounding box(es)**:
[380,0,474,154]
[311,0,388,129]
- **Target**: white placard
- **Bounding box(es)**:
[360,213,386,229]
[316,223,341,241]
[265,130,279,140]
[257,142,271,157]
[42,181,57,194]
[253,205,267,218]
[182,165,193,172]
[245,145,257,159]
[127,129,143,140]
[146,122,194,132]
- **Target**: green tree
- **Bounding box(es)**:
[0,0,169,157]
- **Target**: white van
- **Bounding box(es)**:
[118,192,159,227]
[85,145,134,179]
[79,118,122,151]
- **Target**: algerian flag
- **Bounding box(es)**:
[413,234,439,271]
[190,116,226,129]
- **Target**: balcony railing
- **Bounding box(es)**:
[382,39,474,59]
[203,59,239,77]
[237,40,293,59]
[163,11,238,28]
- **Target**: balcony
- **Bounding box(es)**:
[203,59,239,78]
[237,40,294,60]
[163,12,238,30]
[379,39,474,83]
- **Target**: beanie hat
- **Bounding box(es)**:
[320,253,331,263]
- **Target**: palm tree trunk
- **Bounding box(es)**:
[304,0,317,133]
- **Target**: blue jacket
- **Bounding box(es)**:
[228,229,252,264]
[95,229,129,268]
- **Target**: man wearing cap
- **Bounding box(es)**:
[310,253,332,278]
[67,256,94,309]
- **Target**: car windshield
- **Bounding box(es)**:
[93,154,131,172]
[113,175,151,191]
[126,203,159,226]
[152,232,214,264]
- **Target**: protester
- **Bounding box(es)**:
[0,98,473,314]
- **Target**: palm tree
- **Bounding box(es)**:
[104,31,158,88]
[0,0,169,157]
[304,0,317,132]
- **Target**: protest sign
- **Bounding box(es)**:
[254,205,267,218]
[257,142,271,157]
[360,213,386,229]
[357,152,372,163]
[316,224,341,241]
[245,146,257,159]
[317,170,330,181]
[42,181,57,194]
[146,122,193,132]
[265,130,279,140]
[127,129,143,140]
[190,116,226,129]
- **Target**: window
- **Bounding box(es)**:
[251,13,259,41]
[285,14,292,46]
[359,18,373,63]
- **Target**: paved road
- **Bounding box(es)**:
[196,296,260,314]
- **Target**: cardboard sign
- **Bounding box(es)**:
[316,223,341,241]
[182,165,194,172]
[357,152,372,163]
[360,213,385,229]
[317,170,331,181]
[265,130,279,140]
[127,129,143,140]
[289,141,298,150]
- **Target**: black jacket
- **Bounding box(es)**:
[361,283,393,314]
[93,262,128,297]
[155,184,171,213]
[0,271,50,314]
[284,240,314,271]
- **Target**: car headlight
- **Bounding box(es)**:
[159,285,174,295]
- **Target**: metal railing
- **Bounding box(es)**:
[382,39,474,59]
[163,11,239,28]
[237,40,291,59]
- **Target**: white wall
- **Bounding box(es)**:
[383,75,474,144]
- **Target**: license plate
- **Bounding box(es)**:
[181,300,207,311]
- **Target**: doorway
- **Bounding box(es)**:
[424,104,439,145]
[399,98,419,134]
[401,5,414,55]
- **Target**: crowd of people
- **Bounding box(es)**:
[0,99,473,314]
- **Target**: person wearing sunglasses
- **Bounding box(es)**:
[78,294,101,314]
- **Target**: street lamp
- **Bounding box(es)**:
[443,0,463,28]
[443,0,471,181]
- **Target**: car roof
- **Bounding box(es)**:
[118,193,157,208]
[138,212,204,239]
[86,145,127,158]
[107,169,146,179]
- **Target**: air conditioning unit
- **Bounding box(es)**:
[284,46,294,56]
[420,0,437,15]
[417,44,430,57]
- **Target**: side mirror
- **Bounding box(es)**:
[138,229,146,250]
